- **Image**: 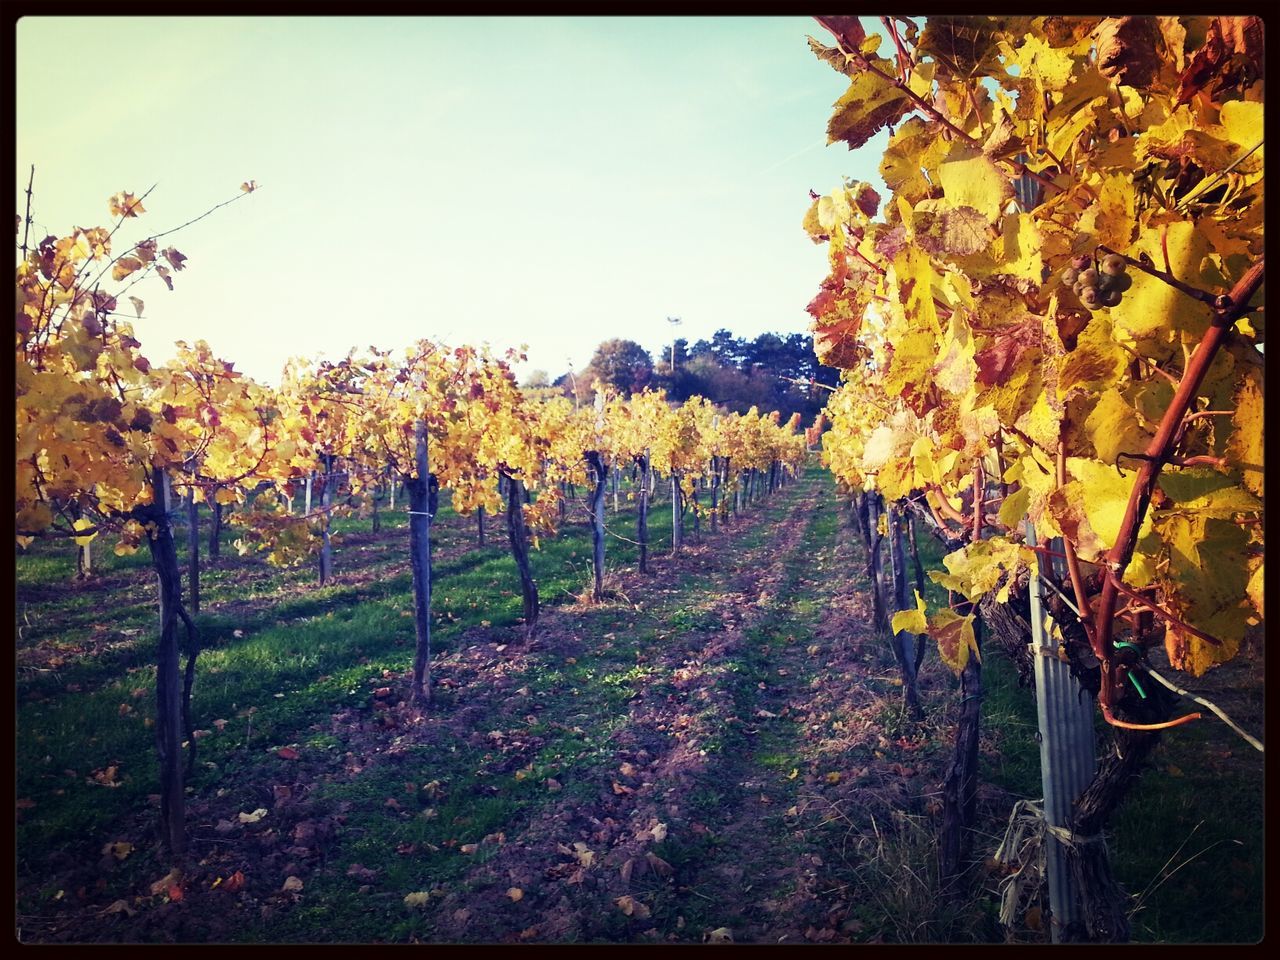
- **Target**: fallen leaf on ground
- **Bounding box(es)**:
[282,876,303,892]
[616,895,651,919]
[506,887,523,902]
[706,927,734,943]
[276,747,300,760]
[459,843,479,855]
[149,868,182,897]
[646,852,673,877]
[101,841,133,860]
[101,899,134,917]
[224,871,246,892]
[239,807,268,824]
[404,891,430,908]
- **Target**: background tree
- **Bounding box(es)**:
[582,338,654,397]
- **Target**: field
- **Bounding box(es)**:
[14,465,1263,943]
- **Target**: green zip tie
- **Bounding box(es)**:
[1127,671,1147,699]
[1113,641,1140,652]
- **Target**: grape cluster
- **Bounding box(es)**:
[1062,253,1131,310]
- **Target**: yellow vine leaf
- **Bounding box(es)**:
[891,590,928,636]
[937,143,1013,224]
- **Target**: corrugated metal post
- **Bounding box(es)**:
[1026,520,1097,941]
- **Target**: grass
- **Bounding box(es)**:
[14,467,1264,943]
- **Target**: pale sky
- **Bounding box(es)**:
[16,16,886,384]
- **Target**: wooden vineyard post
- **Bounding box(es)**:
[209,500,223,559]
[408,424,433,706]
[585,450,608,601]
[186,482,200,616]
[318,453,334,585]
[505,473,540,639]
[887,504,923,718]
[143,467,188,855]
[637,450,651,573]
[1026,520,1097,942]
[671,472,684,553]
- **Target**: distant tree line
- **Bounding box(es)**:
[524,330,839,421]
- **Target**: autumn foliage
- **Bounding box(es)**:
[804,17,1263,715]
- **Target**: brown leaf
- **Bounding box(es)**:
[645,852,673,877]
[1177,16,1264,103]
[813,15,866,51]
[111,256,144,282]
[282,875,304,893]
[162,247,187,271]
[149,868,183,897]
[223,870,246,892]
[101,841,133,861]
[276,747,300,760]
[109,192,146,218]
[615,895,651,919]
[1094,17,1165,90]
[101,899,135,917]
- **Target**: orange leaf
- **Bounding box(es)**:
[109,191,146,218]
[276,747,300,760]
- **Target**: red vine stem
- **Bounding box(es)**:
[1091,259,1265,716]
[1104,571,1224,648]
[1101,707,1202,732]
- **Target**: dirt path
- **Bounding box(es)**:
[422,474,955,944]
[21,470,961,944]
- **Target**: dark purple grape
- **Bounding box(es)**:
[1071,254,1091,270]
[1081,287,1101,307]
[1079,268,1100,286]
[1102,289,1122,307]
[1115,272,1133,292]
[1101,253,1126,275]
